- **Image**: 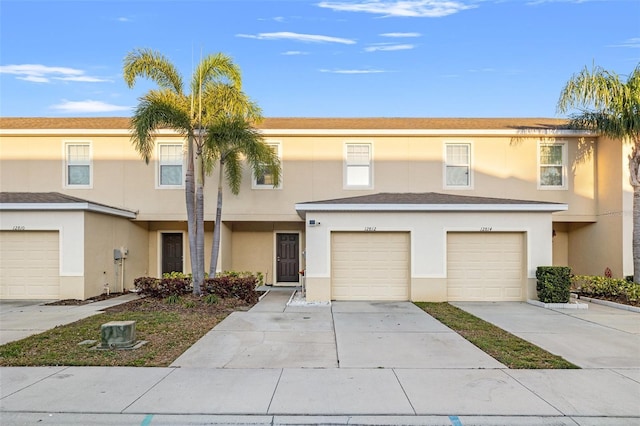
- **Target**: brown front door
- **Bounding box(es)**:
[162,233,183,274]
[277,233,299,283]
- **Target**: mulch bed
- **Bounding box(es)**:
[45,292,130,306]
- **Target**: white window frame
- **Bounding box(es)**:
[252,141,282,189]
[344,141,373,189]
[538,141,568,190]
[443,141,473,189]
[63,141,92,188]
[156,142,185,189]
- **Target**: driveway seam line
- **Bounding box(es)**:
[392,368,417,415]
[266,368,284,415]
[120,367,177,414]
[501,369,565,416]
[0,366,70,400]
[331,303,340,368]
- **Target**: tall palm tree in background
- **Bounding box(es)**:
[123,48,242,294]
[557,63,640,283]
[203,87,281,276]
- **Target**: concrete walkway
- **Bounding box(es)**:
[1,290,639,425]
[0,294,141,345]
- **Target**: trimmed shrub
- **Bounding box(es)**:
[536,266,571,303]
[202,272,259,304]
[572,275,640,303]
[134,276,191,298]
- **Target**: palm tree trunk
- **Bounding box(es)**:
[185,136,201,295]
[194,150,206,292]
[630,141,640,284]
[209,160,224,276]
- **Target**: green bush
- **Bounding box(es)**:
[202,272,259,304]
[572,275,640,303]
[536,266,571,303]
[134,276,191,298]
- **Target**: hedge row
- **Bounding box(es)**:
[536,266,571,303]
[134,272,259,304]
[571,275,640,304]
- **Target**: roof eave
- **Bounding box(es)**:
[1,202,137,219]
[295,203,569,216]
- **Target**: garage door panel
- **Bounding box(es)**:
[1,231,60,299]
[332,232,410,301]
[447,232,525,302]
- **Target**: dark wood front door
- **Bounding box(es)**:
[277,233,299,283]
[162,233,183,274]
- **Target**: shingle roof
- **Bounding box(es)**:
[297,192,555,206]
[0,192,136,218]
[0,116,570,130]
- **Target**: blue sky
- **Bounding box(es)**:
[1,0,638,118]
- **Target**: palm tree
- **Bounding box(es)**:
[123,48,242,294]
[204,112,281,276]
[557,63,640,283]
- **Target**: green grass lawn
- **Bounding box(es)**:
[415,302,579,369]
[0,296,250,367]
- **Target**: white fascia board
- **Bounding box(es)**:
[1,203,136,218]
[2,128,594,137]
[262,129,594,137]
[0,129,179,136]
[295,203,569,213]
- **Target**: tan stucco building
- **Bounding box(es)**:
[0,117,633,301]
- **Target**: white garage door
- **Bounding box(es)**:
[0,231,60,299]
[447,232,524,301]
[332,232,410,301]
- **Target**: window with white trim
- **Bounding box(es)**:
[444,143,472,188]
[158,144,184,187]
[253,142,281,189]
[65,142,92,187]
[345,143,372,188]
[538,142,567,189]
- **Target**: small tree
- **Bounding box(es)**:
[557,63,640,283]
[123,48,242,294]
[204,114,281,276]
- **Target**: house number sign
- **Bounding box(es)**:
[480,227,493,232]
[364,227,377,232]
[12,226,26,231]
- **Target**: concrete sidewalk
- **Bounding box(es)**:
[0,294,140,345]
[1,290,639,425]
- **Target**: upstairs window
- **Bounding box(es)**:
[158,144,184,187]
[65,142,91,187]
[345,143,372,188]
[253,142,281,189]
[444,143,472,188]
[539,142,567,189]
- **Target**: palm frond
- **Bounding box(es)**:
[190,53,242,104]
[202,82,263,122]
[223,150,243,195]
[123,48,184,93]
[130,90,191,163]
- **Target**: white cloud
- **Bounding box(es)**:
[317,1,477,18]
[237,31,356,44]
[0,64,109,84]
[51,100,131,113]
[380,32,422,37]
[282,51,310,55]
[365,43,415,51]
[117,17,130,22]
[526,0,601,4]
[609,37,640,48]
[319,68,387,74]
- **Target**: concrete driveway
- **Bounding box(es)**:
[172,290,503,368]
[453,301,640,368]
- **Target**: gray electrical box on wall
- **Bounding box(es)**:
[114,248,123,260]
